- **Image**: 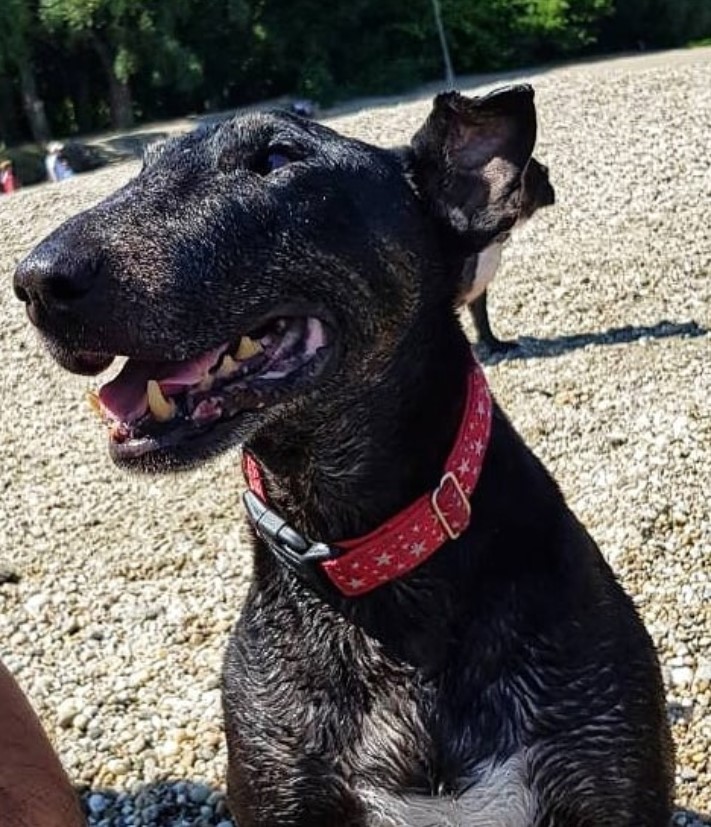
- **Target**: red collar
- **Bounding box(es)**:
[242,360,492,597]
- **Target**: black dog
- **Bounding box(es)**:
[15,86,673,826]
[466,157,555,353]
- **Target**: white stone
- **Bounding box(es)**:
[57,698,81,728]
[670,666,694,687]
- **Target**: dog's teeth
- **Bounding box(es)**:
[235,337,263,360]
[146,380,176,422]
[86,390,103,418]
[217,354,240,378]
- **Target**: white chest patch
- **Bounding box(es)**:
[361,752,536,827]
[462,243,504,303]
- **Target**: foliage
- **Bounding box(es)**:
[0,0,32,69]
[598,0,711,51]
[1,0,709,145]
[516,0,614,58]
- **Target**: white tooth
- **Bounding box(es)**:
[235,336,263,360]
[86,391,103,419]
[147,380,176,422]
[217,354,239,379]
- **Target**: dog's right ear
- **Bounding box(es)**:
[410,85,537,252]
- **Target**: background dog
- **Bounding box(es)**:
[465,157,555,353]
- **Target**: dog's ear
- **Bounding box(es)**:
[410,85,537,251]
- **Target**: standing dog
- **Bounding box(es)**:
[15,86,673,826]
[466,158,555,352]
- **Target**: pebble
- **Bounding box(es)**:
[672,667,696,687]
[0,48,709,826]
[57,698,82,729]
[87,794,109,815]
[695,662,711,684]
[25,592,50,616]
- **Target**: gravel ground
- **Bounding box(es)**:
[1,48,709,826]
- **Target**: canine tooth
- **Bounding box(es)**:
[146,380,176,422]
[235,336,263,360]
[217,354,240,378]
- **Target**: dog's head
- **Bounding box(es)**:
[14,86,538,471]
[519,157,555,221]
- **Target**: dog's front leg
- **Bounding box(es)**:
[470,291,519,353]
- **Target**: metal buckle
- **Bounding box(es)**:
[431,471,471,540]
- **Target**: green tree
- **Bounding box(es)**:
[600,0,711,50]
[246,0,437,103]
[39,0,201,129]
[175,0,250,111]
[518,0,614,57]
[439,0,529,72]
[0,0,50,143]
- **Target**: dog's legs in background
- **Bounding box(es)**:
[462,242,520,355]
[469,290,518,354]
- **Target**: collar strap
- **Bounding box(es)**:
[242,360,492,597]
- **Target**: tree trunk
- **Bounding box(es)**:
[71,68,94,134]
[91,35,134,130]
[18,58,50,144]
[0,77,22,144]
[108,76,134,130]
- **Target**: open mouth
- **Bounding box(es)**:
[84,316,331,460]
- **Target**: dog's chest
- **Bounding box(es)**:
[359,752,536,827]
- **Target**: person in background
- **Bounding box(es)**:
[45,142,74,183]
[0,660,86,825]
[0,159,18,193]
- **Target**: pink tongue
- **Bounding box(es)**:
[98,346,225,422]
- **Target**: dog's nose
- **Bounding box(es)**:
[14,237,99,312]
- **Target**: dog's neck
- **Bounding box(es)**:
[244,318,481,666]
[241,314,558,668]
[246,318,473,547]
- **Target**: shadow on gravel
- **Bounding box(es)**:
[79,779,234,826]
[477,319,707,365]
[672,809,711,827]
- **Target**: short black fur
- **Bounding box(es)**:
[15,85,673,826]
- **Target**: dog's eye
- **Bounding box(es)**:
[266,151,291,171]
[255,145,301,176]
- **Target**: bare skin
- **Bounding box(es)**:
[0,661,85,827]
